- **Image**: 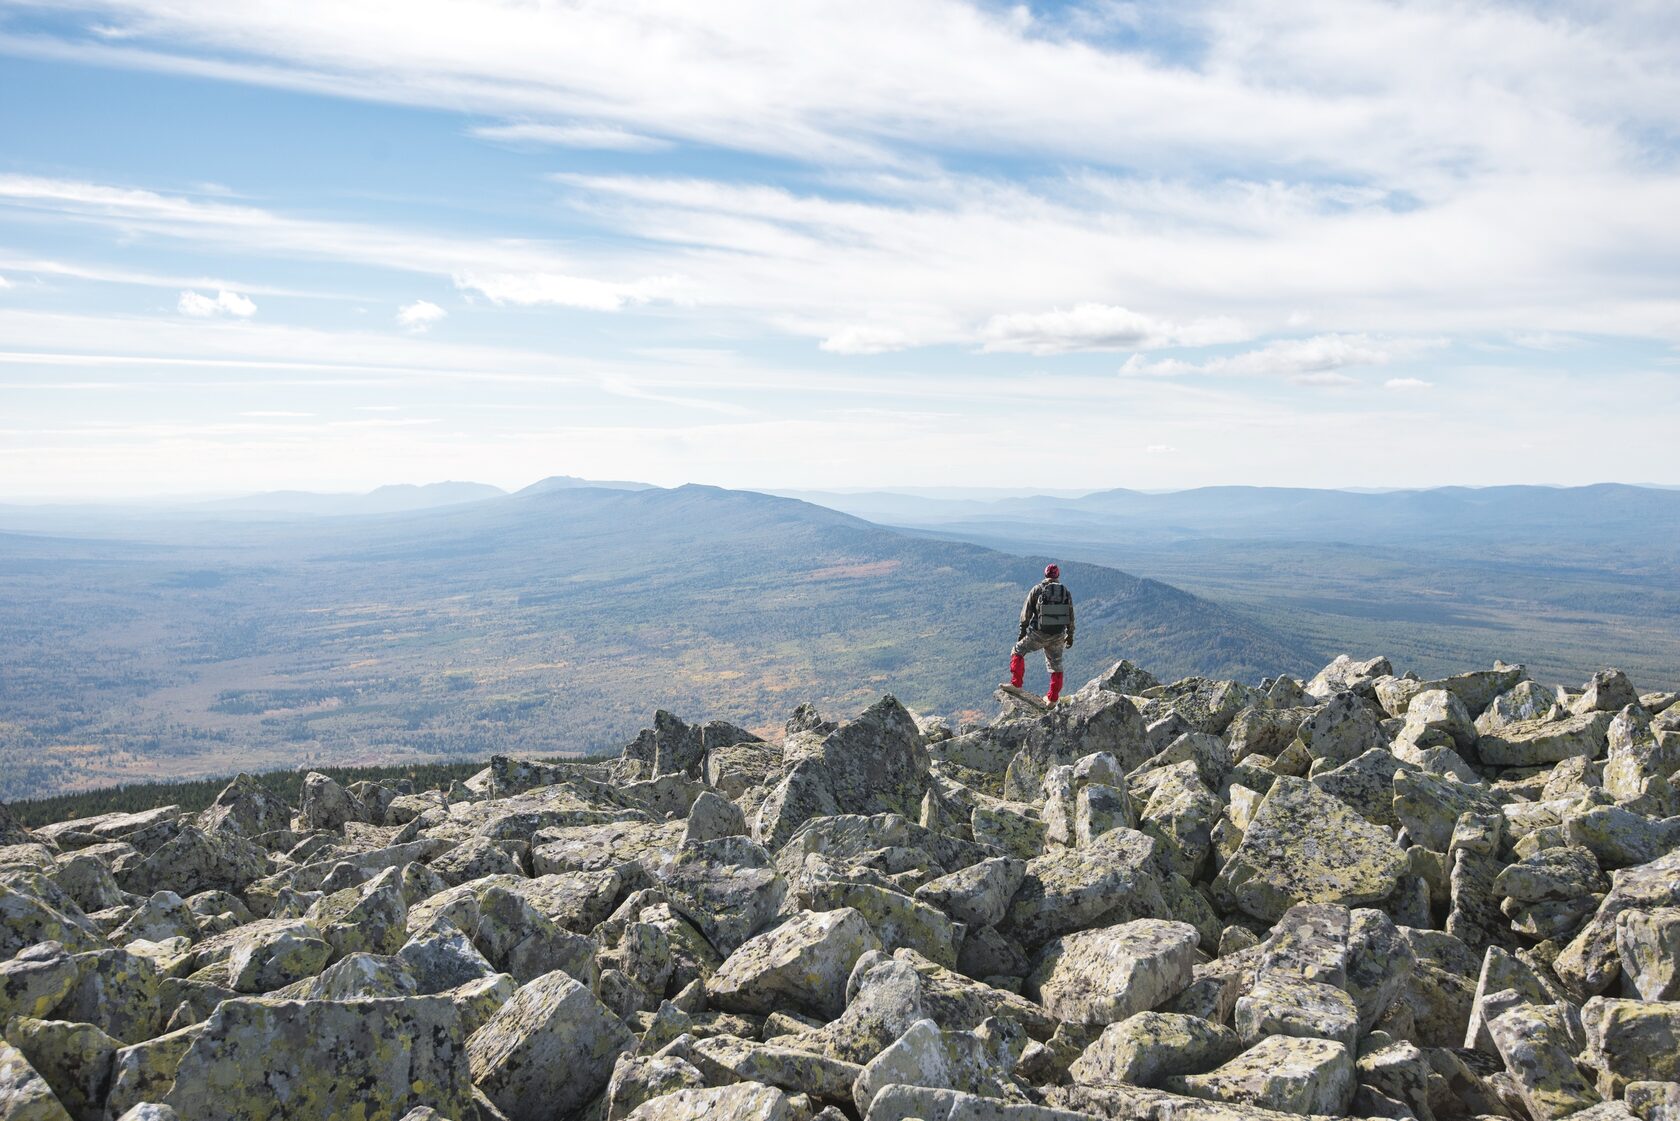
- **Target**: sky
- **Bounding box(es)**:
[1,1,1678,498]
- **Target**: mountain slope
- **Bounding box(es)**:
[788,484,1680,691]
[0,485,1314,799]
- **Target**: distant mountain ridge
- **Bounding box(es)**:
[785,482,1680,545]
[0,482,1315,800]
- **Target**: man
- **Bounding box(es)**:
[1008,563,1075,703]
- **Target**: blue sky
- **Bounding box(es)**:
[1,0,1678,498]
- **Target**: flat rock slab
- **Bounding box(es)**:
[1212,777,1407,923]
[1069,1010,1242,1088]
[1027,918,1200,1026]
[1174,1034,1355,1117]
[162,996,473,1121]
[1479,711,1614,766]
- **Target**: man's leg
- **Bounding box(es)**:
[1044,635,1066,702]
[1008,633,1038,689]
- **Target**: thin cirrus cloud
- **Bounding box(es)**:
[10,1,1679,181]
[979,303,1250,355]
[177,288,256,318]
[470,123,672,151]
[1119,335,1409,387]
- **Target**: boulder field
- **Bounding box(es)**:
[2,655,1680,1121]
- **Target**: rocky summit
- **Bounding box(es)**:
[3,657,1680,1121]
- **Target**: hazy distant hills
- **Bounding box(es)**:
[0,484,1311,799]
[192,480,509,517]
[781,482,1680,547]
[785,483,1680,693]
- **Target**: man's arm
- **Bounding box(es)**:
[1019,586,1039,637]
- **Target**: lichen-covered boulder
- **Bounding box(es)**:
[674,1033,863,1104]
[197,774,291,839]
[104,1023,205,1120]
[1136,763,1221,881]
[1576,669,1640,714]
[642,836,785,957]
[226,925,332,993]
[308,864,409,960]
[604,1053,707,1121]
[1617,908,1680,1001]
[3,1015,121,1121]
[399,921,501,994]
[1392,768,1502,853]
[466,970,633,1121]
[48,853,125,914]
[621,1083,797,1121]
[1003,690,1150,803]
[1067,1011,1240,1088]
[813,955,929,1063]
[1397,688,1478,751]
[794,880,958,967]
[1234,975,1360,1050]
[1479,711,1615,766]
[1172,1034,1355,1116]
[1557,849,1680,997]
[913,858,1026,931]
[119,827,266,898]
[851,1017,1025,1115]
[1477,679,1560,734]
[1582,998,1680,1098]
[1306,655,1393,700]
[428,837,524,886]
[969,804,1046,861]
[163,996,474,1121]
[0,943,77,1024]
[0,1038,73,1121]
[1000,828,1166,952]
[1298,691,1386,765]
[707,907,880,1019]
[296,772,364,833]
[57,949,163,1045]
[1213,777,1406,923]
[1489,1003,1602,1120]
[0,884,102,960]
[1026,919,1198,1027]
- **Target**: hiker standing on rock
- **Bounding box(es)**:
[1008,563,1075,703]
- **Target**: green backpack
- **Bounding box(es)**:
[1036,581,1072,633]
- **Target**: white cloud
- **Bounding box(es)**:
[1384,377,1434,390]
[979,303,1248,355]
[818,325,925,356]
[0,274,10,289]
[1292,371,1358,388]
[239,410,314,417]
[1509,332,1583,352]
[471,123,670,151]
[13,1,1679,187]
[177,288,256,318]
[1120,334,1401,383]
[452,272,678,311]
[396,299,447,332]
